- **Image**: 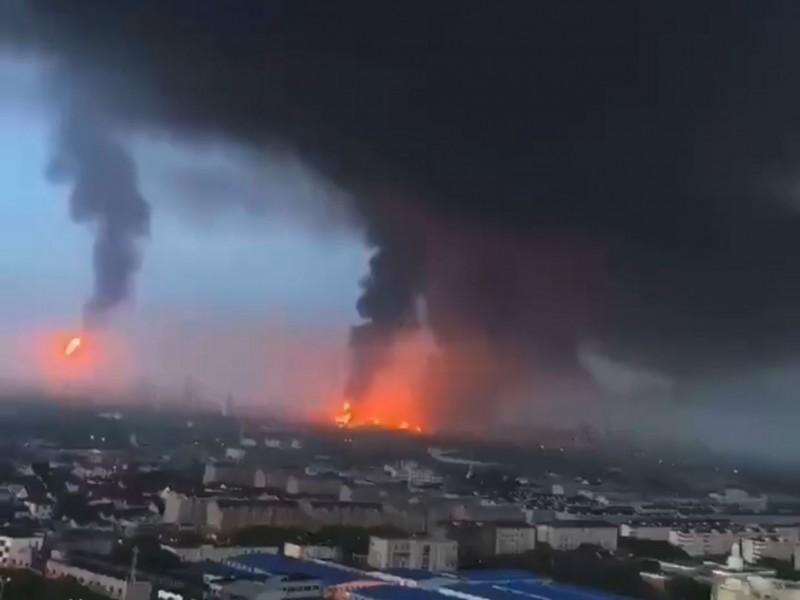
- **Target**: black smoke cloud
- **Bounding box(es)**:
[48,107,150,327]
[6,1,800,417]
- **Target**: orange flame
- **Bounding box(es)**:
[332,400,423,434]
[64,336,82,357]
[334,401,353,427]
[330,332,431,434]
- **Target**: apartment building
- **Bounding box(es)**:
[367,536,458,571]
[536,521,618,551]
[0,531,43,569]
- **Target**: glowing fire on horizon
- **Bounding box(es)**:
[331,331,432,434]
[64,336,82,357]
[333,400,423,433]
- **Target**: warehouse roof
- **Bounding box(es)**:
[442,580,630,600]
[353,585,450,600]
[226,553,379,586]
[455,569,539,583]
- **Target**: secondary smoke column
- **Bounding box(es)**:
[49,109,150,327]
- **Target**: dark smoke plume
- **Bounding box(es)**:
[7,1,800,420]
[346,218,424,401]
[49,108,150,327]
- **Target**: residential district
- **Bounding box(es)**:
[0,398,799,600]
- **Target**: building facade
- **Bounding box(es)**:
[162,543,278,563]
[206,499,306,532]
[284,543,342,561]
[46,556,152,600]
[0,533,43,569]
[741,537,796,564]
[367,536,458,571]
[536,521,618,551]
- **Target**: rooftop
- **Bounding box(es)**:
[456,570,539,583]
[353,585,448,600]
[539,520,617,529]
[380,568,450,582]
[226,553,380,586]
[443,580,632,600]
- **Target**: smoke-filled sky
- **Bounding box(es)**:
[0,56,362,407]
[5,1,800,458]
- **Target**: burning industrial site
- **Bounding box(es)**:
[330,329,432,434]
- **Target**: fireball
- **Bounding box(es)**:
[64,336,82,357]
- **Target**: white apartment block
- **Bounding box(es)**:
[669,525,800,558]
[741,537,796,564]
[284,543,342,561]
[367,536,458,572]
[536,521,618,551]
[494,526,537,555]
[669,528,737,557]
[619,523,673,541]
[0,534,43,569]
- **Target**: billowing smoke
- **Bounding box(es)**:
[6,1,800,425]
[48,107,150,327]
[346,212,424,404]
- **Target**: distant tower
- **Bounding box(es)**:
[727,540,744,571]
[222,393,235,417]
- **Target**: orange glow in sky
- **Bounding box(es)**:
[16,329,134,395]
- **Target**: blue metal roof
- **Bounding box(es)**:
[382,568,448,581]
[445,580,630,600]
[226,553,378,586]
[456,569,540,583]
[352,585,449,600]
[508,580,632,600]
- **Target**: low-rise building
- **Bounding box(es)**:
[367,536,458,571]
[536,520,618,551]
[161,491,212,527]
[668,527,736,557]
[666,524,795,558]
[206,499,306,533]
[162,543,279,563]
[212,573,322,600]
[286,475,343,497]
[715,574,800,600]
[46,553,152,600]
[0,530,44,569]
[203,462,256,487]
[495,524,537,555]
[301,501,387,528]
[284,543,342,562]
[741,537,796,564]
[620,521,675,541]
[450,503,527,524]
[438,521,535,563]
